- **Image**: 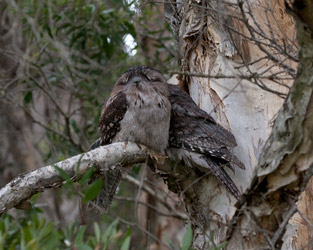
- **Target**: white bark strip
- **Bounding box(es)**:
[226,11,313,249]
[0,142,148,215]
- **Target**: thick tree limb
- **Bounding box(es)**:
[0,142,148,215]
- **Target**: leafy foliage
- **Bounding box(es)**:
[3,0,141,161]
[0,213,130,250]
[0,0,178,249]
[181,226,193,250]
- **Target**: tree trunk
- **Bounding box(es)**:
[165,0,313,248]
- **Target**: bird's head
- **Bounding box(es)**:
[112,66,168,95]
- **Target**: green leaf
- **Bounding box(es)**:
[94,223,100,243]
[82,179,103,202]
[79,167,95,185]
[71,120,80,134]
[74,226,86,246]
[76,244,93,250]
[53,165,71,182]
[120,235,130,250]
[126,0,136,7]
[181,226,193,250]
[30,193,41,203]
[102,219,119,243]
[24,91,33,103]
[75,153,85,175]
[0,219,5,232]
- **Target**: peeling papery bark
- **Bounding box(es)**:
[0,142,148,215]
[163,0,313,248]
[227,9,313,250]
[165,0,296,248]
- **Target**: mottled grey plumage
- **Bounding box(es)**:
[167,84,244,199]
[91,66,244,211]
[99,67,171,151]
[92,66,171,211]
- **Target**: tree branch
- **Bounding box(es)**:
[0,142,148,215]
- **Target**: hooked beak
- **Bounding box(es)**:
[129,76,141,85]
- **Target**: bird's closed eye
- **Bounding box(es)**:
[117,77,129,85]
[118,81,127,85]
[146,75,162,82]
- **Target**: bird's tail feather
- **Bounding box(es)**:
[88,169,121,212]
[89,138,102,150]
[88,138,121,212]
[203,156,241,200]
[94,170,121,212]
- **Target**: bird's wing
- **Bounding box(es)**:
[168,84,244,171]
[168,84,217,123]
[168,84,237,147]
[98,91,128,145]
[88,91,128,213]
